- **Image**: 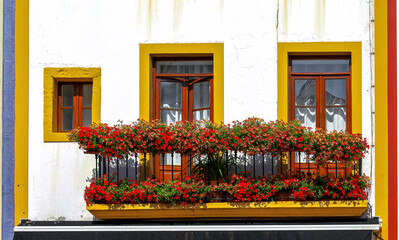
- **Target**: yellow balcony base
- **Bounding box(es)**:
[87,200,368,220]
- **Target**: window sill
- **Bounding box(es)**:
[43,131,71,142]
[87,200,368,220]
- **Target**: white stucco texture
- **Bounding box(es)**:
[29,0,373,220]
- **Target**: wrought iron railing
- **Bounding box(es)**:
[93,151,362,183]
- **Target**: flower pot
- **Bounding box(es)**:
[87,200,369,220]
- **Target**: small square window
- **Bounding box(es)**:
[43,68,101,142]
[57,82,93,131]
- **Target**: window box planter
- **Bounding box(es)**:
[87,200,368,220]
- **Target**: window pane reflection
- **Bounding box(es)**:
[193,81,210,109]
[193,110,210,121]
[61,109,73,131]
[62,85,74,107]
[295,108,316,129]
[295,79,316,106]
[325,79,346,106]
[156,61,213,74]
[326,107,346,132]
[292,59,350,73]
[161,110,182,125]
[160,81,182,109]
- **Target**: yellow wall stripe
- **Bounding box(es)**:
[375,0,389,239]
[14,0,29,225]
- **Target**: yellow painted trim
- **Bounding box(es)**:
[277,42,362,134]
[43,68,101,142]
[87,201,368,220]
[375,1,389,239]
[15,0,29,226]
[139,43,224,123]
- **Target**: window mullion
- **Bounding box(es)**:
[183,81,189,122]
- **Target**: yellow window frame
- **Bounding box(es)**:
[277,42,362,134]
[43,67,101,142]
[139,43,224,123]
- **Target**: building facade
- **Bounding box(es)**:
[1,0,398,239]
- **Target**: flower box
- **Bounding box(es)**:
[87,200,368,220]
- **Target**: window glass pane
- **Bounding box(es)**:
[161,110,182,125]
[295,152,313,163]
[326,107,346,132]
[156,60,213,74]
[61,109,73,131]
[82,109,92,127]
[325,79,346,105]
[193,109,210,121]
[292,59,350,73]
[193,81,210,109]
[295,108,316,129]
[61,85,74,107]
[295,79,316,106]
[160,81,182,109]
[161,153,181,165]
[82,84,92,107]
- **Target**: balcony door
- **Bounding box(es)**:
[289,57,352,176]
[152,57,214,181]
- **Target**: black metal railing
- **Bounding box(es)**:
[94,151,363,184]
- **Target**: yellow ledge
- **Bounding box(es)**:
[87,201,368,220]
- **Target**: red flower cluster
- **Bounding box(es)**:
[69,118,369,166]
[84,174,369,205]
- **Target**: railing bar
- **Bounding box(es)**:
[188,154,191,176]
[335,161,338,178]
[117,158,119,185]
[244,153,247,175]
[359,158,362,175]
[235,151,238,175]
[153,153,156,179]
[107,157,110,182]
[226,151,229,178]
[253,155,256,179]
[271,155,274,175]
[95,155,98,179]
[102,156,107,176]
[125,156,128,181]
[162,153,165,181]
[344,164,347,177]
[280,153,283,175]
[307,154,310,175]
[135,153,138,181]
[262,153,265,177]
[326,161,329,177]
[298,152,301,177]
[171,153,174,181]
[289,153,291,176]
[144,153,147,179]
[181,154,183,181]
[98,155,102,178]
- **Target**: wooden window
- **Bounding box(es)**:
[153,57,214,123]
[152,57,214,180]
[289,56,351,175]
[58,82,93,131]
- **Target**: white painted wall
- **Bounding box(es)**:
[29,0,373,220]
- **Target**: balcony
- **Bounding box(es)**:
[69,118,370,220]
